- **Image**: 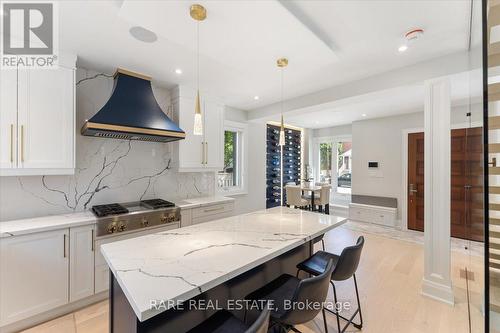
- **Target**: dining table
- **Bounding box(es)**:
[300,184,322,209]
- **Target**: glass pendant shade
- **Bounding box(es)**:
[279,115,285,146]
[193,91,203,136]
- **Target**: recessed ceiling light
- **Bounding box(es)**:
[175,69,183,74]
[362,113,367,117]
[254,95,260,100]
[129,26,157,43]
[398,45,408,52]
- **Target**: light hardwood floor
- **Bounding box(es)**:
[21,224,484,333]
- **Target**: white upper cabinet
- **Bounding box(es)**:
[0,55,76,176]
[173,86,224,172]
[175,95,204,169]
[203,99,224,169]
[0,68,17,170]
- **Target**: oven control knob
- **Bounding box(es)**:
[167,213,176,222]
[107,223,117,234]
[141,218,149,227]
[160,215,168,223]
[118,223,127,232]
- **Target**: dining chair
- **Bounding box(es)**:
[285,185,308,209]
[317,185,332,214]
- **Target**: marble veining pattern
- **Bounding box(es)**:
[0,68,215,221]
[100,207,347,322]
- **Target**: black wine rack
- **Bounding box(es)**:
[266,124,301,209]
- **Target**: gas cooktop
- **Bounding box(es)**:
[91,199,176,218]
[91,199,180,236]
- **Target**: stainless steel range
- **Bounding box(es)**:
[91,199,180,237]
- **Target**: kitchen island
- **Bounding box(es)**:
[101,206,346,332]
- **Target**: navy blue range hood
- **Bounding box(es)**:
[81,68,185,143]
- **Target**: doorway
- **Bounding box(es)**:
[313,137,352,207]
[407,128,483,241]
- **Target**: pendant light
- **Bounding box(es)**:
[190,4,206,136]
[277,58,288,146]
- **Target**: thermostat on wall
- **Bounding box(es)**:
[368,161,379,168]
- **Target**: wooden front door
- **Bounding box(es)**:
[408,132,425,232]
[407,129,483,242]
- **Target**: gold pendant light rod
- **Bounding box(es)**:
[191,4,206,136]
[277,58,288,147]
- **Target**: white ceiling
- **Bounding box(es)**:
[52,0,474,111]
[284,70,483,129]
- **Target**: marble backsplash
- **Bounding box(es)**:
[0,68,215,221]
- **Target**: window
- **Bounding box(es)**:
[313,136,352,206]
[217,121,247,195]
[336,141,352,194]
[319,143,333,184]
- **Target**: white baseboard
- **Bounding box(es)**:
[0,292,108,333]
[421,278,454,306]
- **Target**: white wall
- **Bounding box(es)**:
[226,122,267,215]
[311,103,482,220]
[225,106,248,123]
[351,112,423,219]
[313,124,352,138]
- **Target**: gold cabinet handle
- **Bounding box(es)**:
[20,125,24,163]
[201,142,205,165]
[10,124,13,163]
[204,206,224,213]
[205,142,208,165]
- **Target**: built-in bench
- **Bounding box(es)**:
[349,194,398,227]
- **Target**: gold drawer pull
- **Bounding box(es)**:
[204,206,225,213]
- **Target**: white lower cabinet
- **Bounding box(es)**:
[180,209,193,227]
[69,225,95,302]
[94,223,180,294]
[181,201,235,226]
[0,229,69,326]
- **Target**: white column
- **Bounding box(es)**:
[421,78,454,305]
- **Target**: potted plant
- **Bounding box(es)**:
[302,164,312,188]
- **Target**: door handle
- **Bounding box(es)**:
[63,234,67,258]
[10,124,13,163]
[489,157,497,167]
[91,229,94,251]
[409,183,418,195]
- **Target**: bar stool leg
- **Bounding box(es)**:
[331,281,342,333]
[353,274,363,329]
[322,308,329,333]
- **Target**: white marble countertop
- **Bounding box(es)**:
[173,196,234,209]
[0,211,96,238]
[0,196,234,238]
[100,207,346,322]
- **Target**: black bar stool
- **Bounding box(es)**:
[245,259,335,333]
[187,307,270,333]
[296,236,364,333]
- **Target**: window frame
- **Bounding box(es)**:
[217,120,248,196]
[312,135,352,197]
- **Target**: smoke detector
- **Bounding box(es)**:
[398,28,424,52]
